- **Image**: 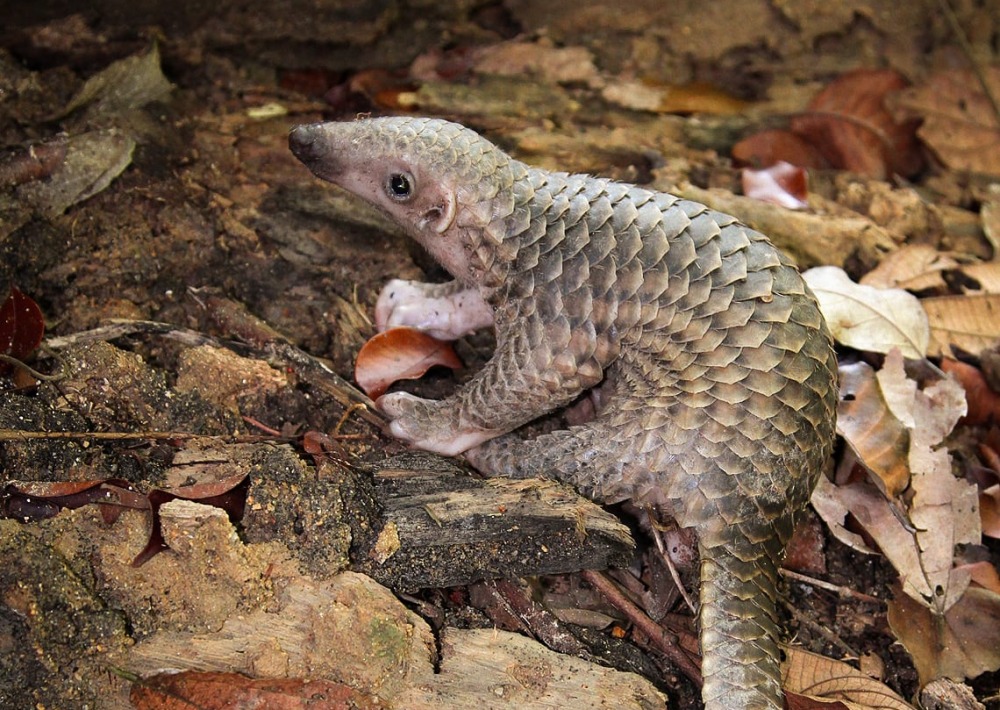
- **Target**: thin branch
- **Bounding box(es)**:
[580,568,703,686]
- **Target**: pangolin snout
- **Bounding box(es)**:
[288,124,325,165]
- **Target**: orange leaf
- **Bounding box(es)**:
[791,68,923,179]
[354,326,462,399]
[130,671,385,710]
[732,129,829,170]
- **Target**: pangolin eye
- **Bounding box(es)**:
[386,173,413,200]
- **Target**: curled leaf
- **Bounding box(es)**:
[354,326,462,399]
[0,286,45,373]
[940,359,1000,426]
[741,161,808,209]
[133,473,250,566]
[2,478,146,525]
[803,266,929,358]
[835,360,910,496]
[60,43,173,119]
[859,244,960,292]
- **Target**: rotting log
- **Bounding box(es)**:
[353,456,635,591]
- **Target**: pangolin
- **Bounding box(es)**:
[289,116,838,709]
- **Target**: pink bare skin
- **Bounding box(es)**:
[374,278,495,341]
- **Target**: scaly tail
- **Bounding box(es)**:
[698,521,784,709]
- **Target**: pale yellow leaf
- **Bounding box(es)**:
[803,266,929,358]
[782,647,915,709]
[922,293,1000,357]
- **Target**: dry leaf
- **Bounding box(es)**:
[803,266,929,359]
[893,67,1000,177]
[731,129,829,170]
[835,359,910,496]
[888,585,1000,686]
[860,245,960,292]
[981,484,1000,539]
[354,326,462,399]
[811,474,906,556]
[60,43,173,119]
[742,161,808,209]
[602,79,749,115]
[131,671,385,709]
[959,261,1000,293]
[791,68,923,179]
[782,647,915,709]
[922,293,1000,358]
[0,285,45,374]
[940,359,1000,426]
[962,560,1000,594]
[814,352,976,615]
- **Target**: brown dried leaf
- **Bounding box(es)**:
[731,129,829,170]
[791,68,923,179]
[922,293,1000,358]
[962,560,1000,594]
[2,478,147,524]
[354,326,462,399]
[860,245,960,292]
[782,647,915,709]
[893,67,1000,177]
[814,353,976,614]
[888,585,1000,686]
[804,266,929,359]
[130,671,385,710]
[982,484,1000,539]
[0,285,45,373]
[940,359,1000,426]
[133,473,250,567]
[835,360,910,497]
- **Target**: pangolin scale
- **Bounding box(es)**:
[289,116,838,709]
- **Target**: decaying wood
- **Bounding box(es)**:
[353,457,636,591]
[394,627,667,709]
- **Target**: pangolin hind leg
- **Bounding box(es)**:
[465,356,798,709]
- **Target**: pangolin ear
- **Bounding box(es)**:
[423,190,457,234]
